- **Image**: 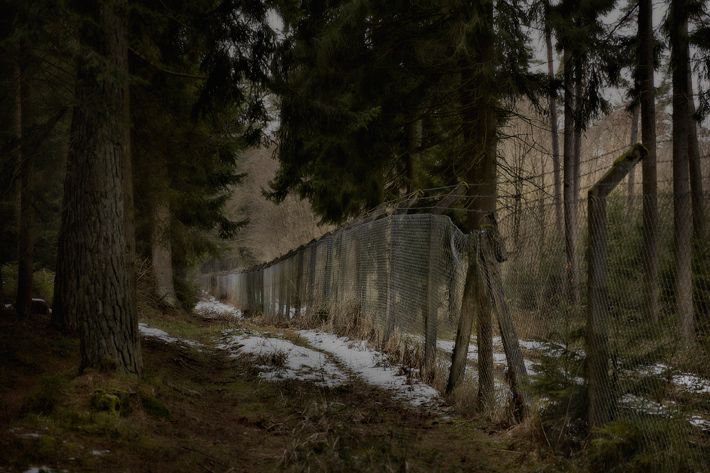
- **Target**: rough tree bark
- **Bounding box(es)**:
[151,200,178,307]
[545,12,563,231]
[16,44,35,318]
[687,63,705,240]
[563,47,579,305]
[638,0,659,322]
[670,0,694,342]
[57,0,141,373]
[626,104,640,214]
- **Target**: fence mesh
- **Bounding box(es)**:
[199,190,710,471]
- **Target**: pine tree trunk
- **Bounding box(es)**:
[626,104,640,214]
[573,56,583,211]
[670,0,694,342]
[687,64,705,240]
[151,200,178,307]
[15,44,34,318]
[545,14,563,231]
[446,0,497,409]
[639,0,659,322]
[52,108,80,332]
[563,47,579,305]
[123,62,137,325]
[58,0,141,373]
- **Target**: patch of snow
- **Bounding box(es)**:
[518,339,547,351]
[689,415,710,431]
[671,373,710,394]
[620,394,669,416]
[635,363,710,394]
[193,294,242,319]
[437,339,539,376]
[138,323,203,349]
[218,332,347,387]
[90,449,110,456]
[23,467,55,473]
[299,330,441,408]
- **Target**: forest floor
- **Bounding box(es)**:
[0,302,554,473]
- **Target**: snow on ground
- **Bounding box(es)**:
[138,323,203,349]
[436,339,538,376]
[636,363,710,394]
[23,467,55,473]
[437,336,710,430]
[439,335,710,396]
[217,331,347,387]
[193,294,242,319]
[299,330,442,408]
[619,394,671,416]
[689,415,710,431]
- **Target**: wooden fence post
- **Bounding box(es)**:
[446,234,481,394]
[587,144,646,429]
[479,225,529,417]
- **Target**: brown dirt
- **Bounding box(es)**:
[0,311,551,473]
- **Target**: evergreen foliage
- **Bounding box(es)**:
[130,0,275,304]
[269,0,545,224]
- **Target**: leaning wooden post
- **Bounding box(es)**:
[446,233,482,394]
[587,144,646,429]
[479,222,529,417]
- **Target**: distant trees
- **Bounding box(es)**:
[0,0,73,318]
[542,0,563,231]
[130,0,273,308]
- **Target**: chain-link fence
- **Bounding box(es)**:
[199,185,709,471]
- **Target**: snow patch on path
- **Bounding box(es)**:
[193,294,242,319]
[299,330,442,408]
[218,332,347,387]
[138,323,203,349]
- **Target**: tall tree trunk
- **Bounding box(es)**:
[151,200,178,307]
[446,0,497,409]
[670,0,694,342]
[15,44,34,318]
[573,56,583,210]
[57,0,141,373]
[626,104,640,214]
[563,47,579,305]
[687,64,705,240]
[52,116,79,331]
[638,0,659,322]
[544,4,563,232]
[123,60,137,325]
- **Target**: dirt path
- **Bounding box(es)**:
[0,313,548,473]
